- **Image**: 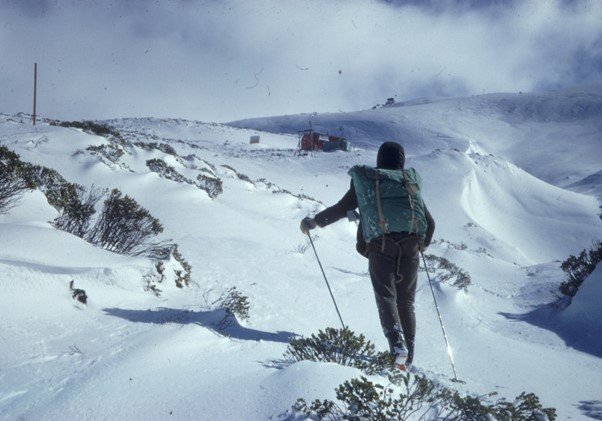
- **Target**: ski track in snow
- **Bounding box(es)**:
[1,86,601,420]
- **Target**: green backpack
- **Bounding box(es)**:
[348,165,428,244]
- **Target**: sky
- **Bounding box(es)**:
[1,0,601,123]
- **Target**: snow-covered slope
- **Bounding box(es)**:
[1,85,601,420]
[231,83,602,194]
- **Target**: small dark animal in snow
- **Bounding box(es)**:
[69,280,87,304]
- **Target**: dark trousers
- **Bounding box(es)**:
[368,234,420,361]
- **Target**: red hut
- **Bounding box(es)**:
[297,129,350,153]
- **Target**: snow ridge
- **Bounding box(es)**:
[1,86,601,419]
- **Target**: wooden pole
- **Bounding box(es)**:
[33,63,37,125]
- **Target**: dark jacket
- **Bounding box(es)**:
[314,181,435,256]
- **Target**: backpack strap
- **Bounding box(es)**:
[402,170,419,234]
[374,169,387,252]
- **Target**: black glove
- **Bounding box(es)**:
[300,217,317,234]
[418,238,427,252]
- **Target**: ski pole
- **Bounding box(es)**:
[307,233,346,330]
[421,251,464,383]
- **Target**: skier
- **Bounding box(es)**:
[300,141,435,370]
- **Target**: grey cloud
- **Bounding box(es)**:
[537,41,602,91]
[0,0,601,123]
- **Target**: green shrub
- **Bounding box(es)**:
[196,174,223,199]
[134,142,177,156]
[142,261,167,296]
[287,329,556,420]
[218,287,250,321]
[559,242,602,297]
[294,375,557,421]
[146,159,189,184]
[0,147,32,213]
[221,164,253,183]
[422,254,471,291]
[284,327,390,375]
[215,287,250,330]
[54,120,125,143]
[87,188,163,255]
[0,148,190,290]
[147,159,223,199]
[86,144,125,164]
[52,184,105,237]
[0,173,28,213]
[143,241,178,260]
[494,392,557,420]
[172,245,192,288]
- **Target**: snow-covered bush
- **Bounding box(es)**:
[196,174,222,199]
[134,141,177,156]
[502,392,558,420]
[0,146,100,227]
[0,146,33,212]
[146,159,189,184]
[86,144,125,165]
[0,147,80,213]
[421,254,471,291]
[284,327,390,375]
[52,184,105,238]
[560,242,602,297]
[221,164,253,183]
[217,287,250,321]
[53,120,125,143]
[172,245,192,288]
[87,188,163,255]
[143,249,194,295]
[0,146,193,293]
[47,182,168,259]
[0,173,29,213]
[293,375,557,420]
[147,159,223,199]
[25,166,67,199]
[143,261,165,296]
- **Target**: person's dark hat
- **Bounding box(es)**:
[376,141,405,169]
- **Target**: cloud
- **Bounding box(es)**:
[0,0,601,123]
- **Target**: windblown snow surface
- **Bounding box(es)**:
[1,84,602,420]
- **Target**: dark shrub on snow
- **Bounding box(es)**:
[0,146,33,213]
[146,159,188,184]
[172,245,192,288]
[217,287,250,322]
[53,184,105,238]
[560,241,602,297]
[294,375,557,421]
[87,188,163,255]
[284,327,390,375]
[196,174,223,199]
[287,328,556,420]
[53,120,125,143]
[422,254,471,291]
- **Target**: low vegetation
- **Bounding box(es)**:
[51,120,125,143]
[216,287,250,329]
[559,241,602,297]
[284,327,391,375]
[0,146,33,213]
[294,375,557,421]
[421,254,472,291]
[0,146,193,290]
[87,188,164,255]
[287,328,556,420]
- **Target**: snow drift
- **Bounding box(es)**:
[1,84,601,419]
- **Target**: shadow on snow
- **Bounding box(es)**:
[499,304,602,359]
[102,307,296,344]
[578,400,602,420]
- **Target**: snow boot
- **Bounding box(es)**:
[386,330,410,371]
[393,345,410,371]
